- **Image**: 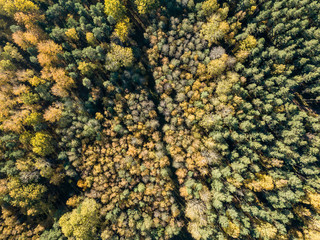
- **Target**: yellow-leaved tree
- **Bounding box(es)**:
[59,198,101,240]
[0,0,39,16]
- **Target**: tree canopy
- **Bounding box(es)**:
[0,0,319,239]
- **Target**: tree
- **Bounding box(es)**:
[58,198,101,240]
[40,222,66,240]
[201,0,219,17]
[207,54,228,77]
[104,0,126,22]
[30,132,54,156]
[7,177,47,216]
[201,14,230,45]
[134,0,159,15]
[105,43,134,71]
[78,61,97,76]
[0,0,39,16]
[114,17,131,42]
[65,28,79,41]
[43,102,63,123]
[37,40,63,67]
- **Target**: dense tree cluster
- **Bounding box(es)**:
[0,0,319,239]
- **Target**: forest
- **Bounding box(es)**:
[0,0,319,239]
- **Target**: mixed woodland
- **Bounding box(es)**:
[0,0,320,239]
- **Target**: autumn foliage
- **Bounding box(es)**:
[0,0,320,239]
